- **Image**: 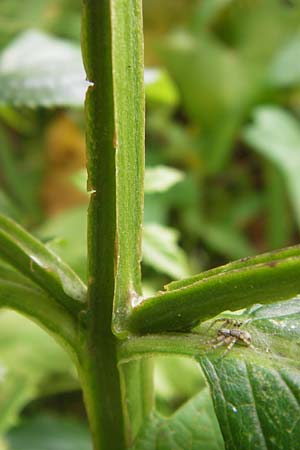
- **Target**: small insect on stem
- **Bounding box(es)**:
[207,318,254,357]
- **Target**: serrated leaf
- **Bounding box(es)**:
[243,107,300,228]
[6,415,91,450]
[0,30,88,107]
[143,224,190,279]
[131,388,224,450]
[198,298,300,450]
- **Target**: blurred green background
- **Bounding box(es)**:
[0,0,300,448]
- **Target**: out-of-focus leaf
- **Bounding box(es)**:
[145,69,179,106]
[197,298,300,450]
[38,206,87,282]
[159,0,300,173]
[0,0,81,48]
[196,221,255,260]
[0,373,34,436]
[0,440,8,450]
[6,415,91,450]
[269,31,300,87]
[69,170,88,195]
[0,192,21,221]
[264,165,292,249]
[154,356,205,415]
[0,126,30,212]
[144,166,184,193]
[0,311,76,434]
[0,30,89,107]
[243,107,300,228]
[131,387,224,450]
[143,224,190,279]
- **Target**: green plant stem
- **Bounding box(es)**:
[167,244,300,291]
[119,334,204,363]
[81,1,126,449]
[81,1,149,448]
[120,359,154,446]
[128,255,300,333]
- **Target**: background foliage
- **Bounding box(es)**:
[0,0,300,448]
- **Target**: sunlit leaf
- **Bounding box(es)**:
[270,31,300,87]
[198,298,300,450]
[143,224,190,279]
[0,30,88,107]
[145,69,179,106]
[144,166,184,193]
[243,107,300,228]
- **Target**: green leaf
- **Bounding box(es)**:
[0,311,76,434]
[144,166,184,193]
[243,107,300,228]
[270,31,300,87]
[123,299,300,449]
[143,224,190,279]
[196,221,255,260]
[0,191,20,221]
[145,69,179,106]
[0,374,35,436]
[128,246,300,333]
[37,206,88,282]
[154,356,206,415]
[131,387,224,450]
[158,0,300,173]
[6,415,91,450]
[0,214,86,314]
[0,30,88,107]
[198,298,300,450]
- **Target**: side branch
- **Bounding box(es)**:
[128,255,300,333]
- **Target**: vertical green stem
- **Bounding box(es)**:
[81,1,126,449]
[120,359,154,446]
[81,1,152,449]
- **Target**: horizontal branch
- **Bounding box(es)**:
[166,244,300,291]
[118,333,204,364]
[128,255,300,333]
